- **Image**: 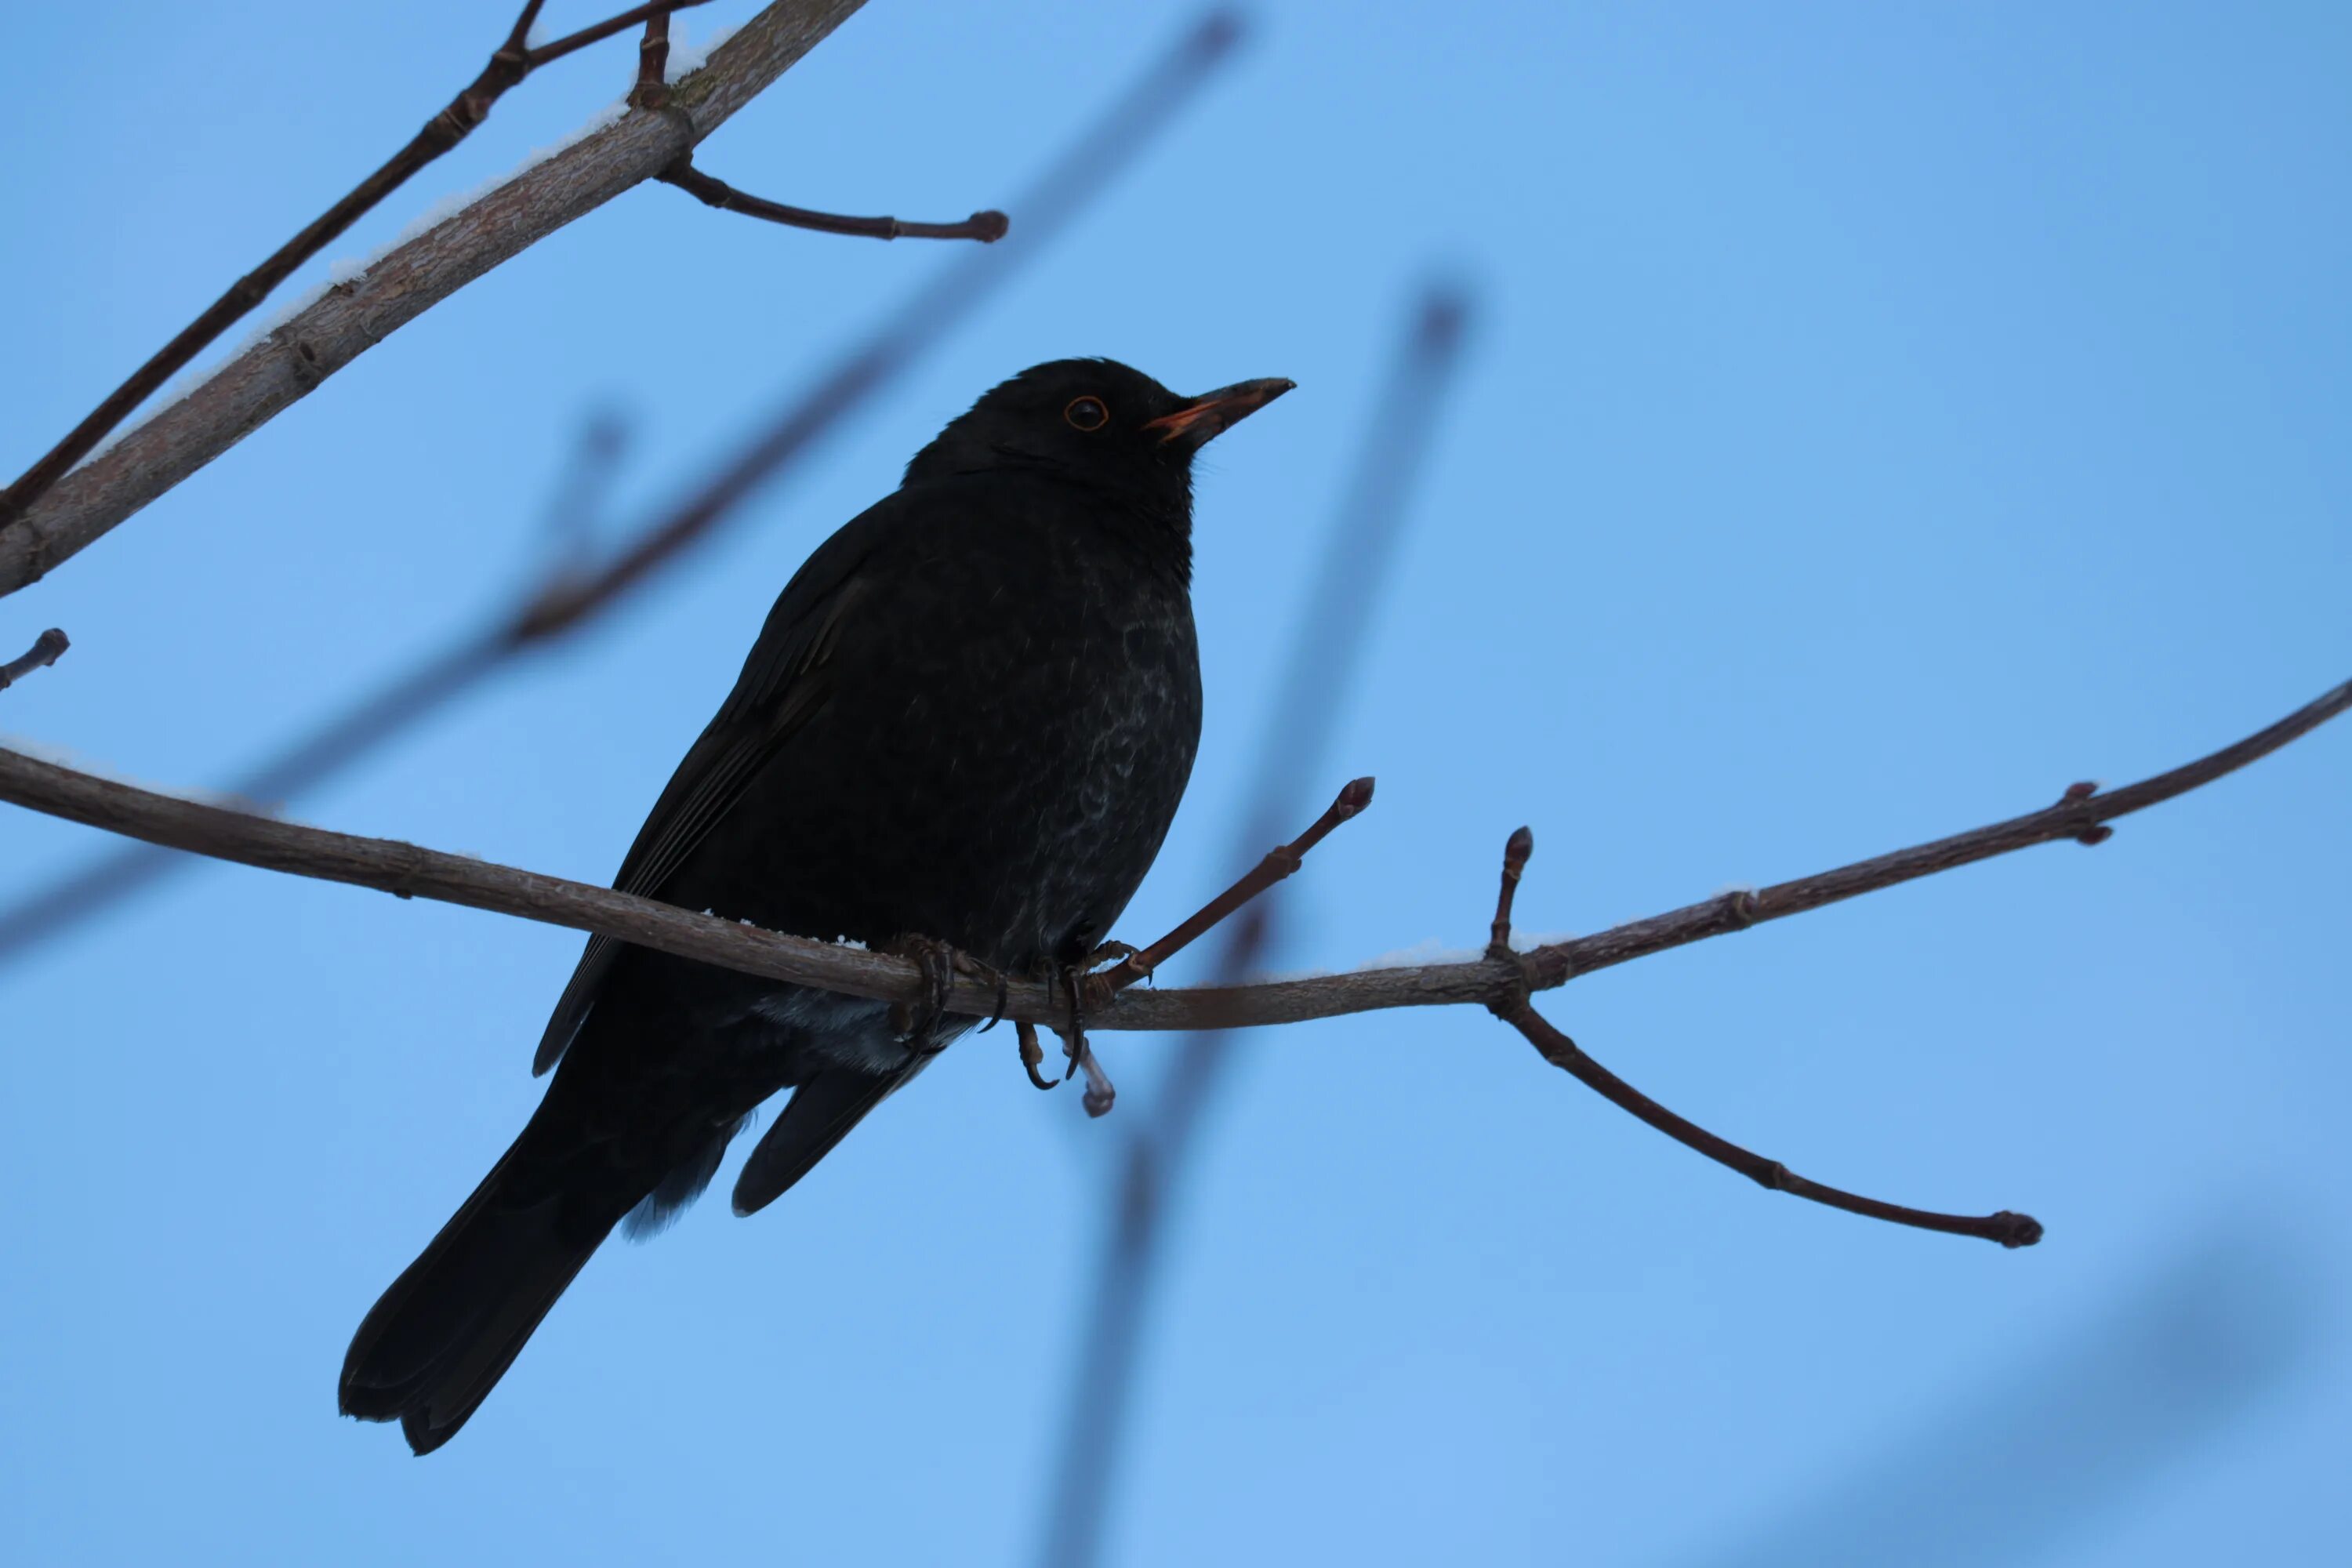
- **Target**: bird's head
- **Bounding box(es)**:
[904,358,1294,518]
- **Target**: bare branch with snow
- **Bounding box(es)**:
[0,0,869,597]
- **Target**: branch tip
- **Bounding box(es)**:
[0,627,71,692]
[1991,1210,2045,1249]
[1490,825,1534,955]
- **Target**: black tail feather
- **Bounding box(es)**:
[339,1134,643,1455]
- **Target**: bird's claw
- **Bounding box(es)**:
[1017,1019,1062,1090]
[972,956,1014,1033]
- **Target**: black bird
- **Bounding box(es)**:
[339,358,1291,1454]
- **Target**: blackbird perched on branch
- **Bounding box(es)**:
[339,359,1291,1454]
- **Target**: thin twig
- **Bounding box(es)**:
[1491,996,2042,1246]
[0,2,717,539]
[0,11,1245,964]
[1487,824,1534,957]
[1033,778,1371,1118]
[1092,775,1374,994]
[1486,830,2039,1247]
[0,629,70,693]
[660,160,1010,242]
[0,0,873,597]
[0,680,2341,1035]
[632,11,673,109]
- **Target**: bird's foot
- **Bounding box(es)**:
[1008,953,1120,1113]
[1083,938,1140,972]
[883,934,986,1051]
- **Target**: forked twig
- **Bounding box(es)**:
[1486,829,2042,1248]
[1,1,891,597]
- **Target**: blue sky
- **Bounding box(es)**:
[2,2,2346,1564]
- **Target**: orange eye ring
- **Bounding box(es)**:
[1064,396,1109,431]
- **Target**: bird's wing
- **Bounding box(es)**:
[532,496,911,1075]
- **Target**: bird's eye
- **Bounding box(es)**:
[1064,396,1109,431]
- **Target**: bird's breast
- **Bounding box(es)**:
[720,538,1203,972]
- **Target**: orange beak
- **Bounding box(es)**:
[1141,377,1297,448]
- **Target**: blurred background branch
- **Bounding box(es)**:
[1668,1221,2323,1567]
[1036,281,1475,1568]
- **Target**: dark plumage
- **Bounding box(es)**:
[339,358,1291,1454]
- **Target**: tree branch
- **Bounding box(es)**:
[1,681,2339,1036]
[0,0,868,597]
[0,2,720,542]
[1121,675,2352,1033]
[1485,830,2040,1247]
[0,743,1358,1034]
[0,628,70,693]
[659,159,1009,242]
